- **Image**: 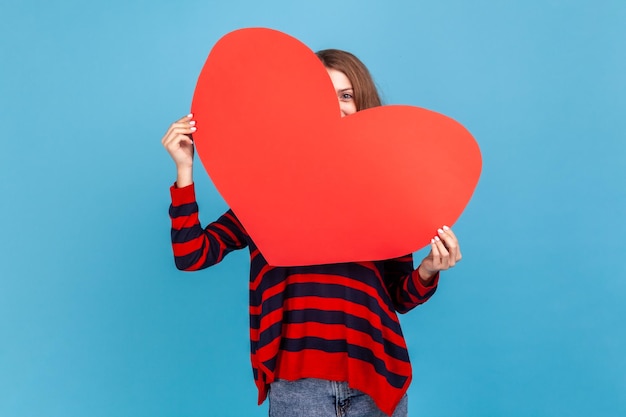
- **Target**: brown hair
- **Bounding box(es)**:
[316,49,382,111]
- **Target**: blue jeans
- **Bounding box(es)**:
[268,378,408,417]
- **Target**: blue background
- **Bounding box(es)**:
[1,0,624,416]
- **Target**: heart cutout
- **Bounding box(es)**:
[191,28,481,266]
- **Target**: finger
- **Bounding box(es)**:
[434,236,449,257]
[440,225,458,241]
[170,114,194,127]
[179,113,194,123]
[430,239,440,258]
[436,229,456,267]
[437,226,457,246]
[429,239,440,269]
[162,115,196,143]
[163,125,196,147]
[170,125,196,137]
[433,236,450,269]
[438,226,460,264]
[169,121,196,135]
[446,227,462,262]
[166,134,194,152]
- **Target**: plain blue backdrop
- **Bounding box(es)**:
[1,1,624,416]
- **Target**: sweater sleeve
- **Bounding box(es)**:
[383,255,439,314]
[169,183,248,271]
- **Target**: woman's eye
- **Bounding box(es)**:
[341,93,353,101]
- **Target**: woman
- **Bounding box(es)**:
[162,49,461,417]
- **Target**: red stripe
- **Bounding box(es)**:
[250,273,400,325]
[187,237,210,270]
[172,235,204,257]
[204,229,227,262]
[288,274,399,322]
[283,296,405,348]
[224,211,246,232]
[213,222,240,245]
[393,279,418,306]
[282,322,409,369]
[250,248,262,262]
[170,184,197,205]
[171,212,199,230]
[275,349,349,382]
[255,336,282,367]
[251,307,283,343]
[250,264,273,292]
[413,271,439,296]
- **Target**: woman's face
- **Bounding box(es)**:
[327,68,357,117]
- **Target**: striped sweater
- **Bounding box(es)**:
[169,183,439,416]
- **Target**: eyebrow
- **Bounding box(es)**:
[338,88,354,92]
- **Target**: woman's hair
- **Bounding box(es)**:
[316,49,381,111]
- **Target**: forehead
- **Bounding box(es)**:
[326,68,353,90]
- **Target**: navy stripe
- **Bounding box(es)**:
[287,282,403,336]
[406,275,436,302]
[171,225,204,244]
[250,263,396,312]
[257,320,283,350]
[172,231,231,270]
[262,356,278,373]
[169,202,198,217]
[381,258,412,275]
[391,275,422,313]
[281,337,408,389]
[249,267,289,307]
[252,281,403,340]
[249,246,271,282]
[213,216,245,239]
[283,309,409,362]
[289,263,388,293]
[174,249,204,270]
[405,276,418,301]
[250,289,285,330]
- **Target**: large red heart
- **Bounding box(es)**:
[191,28,481,266]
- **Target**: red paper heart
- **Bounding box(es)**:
[191,28,481,266]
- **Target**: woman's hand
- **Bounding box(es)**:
[162,114,196,187]
[417,226,462,284]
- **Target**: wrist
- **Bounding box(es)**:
[417,264,437,285]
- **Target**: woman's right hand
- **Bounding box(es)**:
[162,114,196,187]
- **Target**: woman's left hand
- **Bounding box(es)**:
[417,226,462,284]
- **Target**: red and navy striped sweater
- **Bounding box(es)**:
[169,183,439,416]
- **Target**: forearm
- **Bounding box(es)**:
[169,184,248,271]
[176,164,193,188]
[169,184,214,271]
[384,257,439,313]
[394,269,439,313]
